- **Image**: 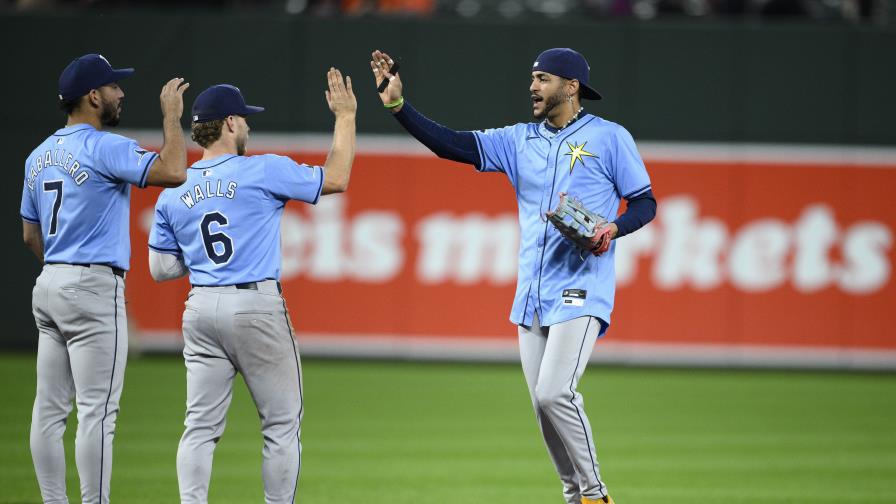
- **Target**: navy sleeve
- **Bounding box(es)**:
[613,189,657,238]
[392,101,480,166]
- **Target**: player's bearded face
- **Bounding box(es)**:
[530,73,567,121]
[535,88,566,121]
[235,117,249,156]
[97,85,123,127]
[100,98,120,127]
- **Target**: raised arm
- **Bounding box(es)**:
[321,68,357,195]
[370,50,480,167]
[145,78,190,188]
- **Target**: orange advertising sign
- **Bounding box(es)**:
[123,134,896,365]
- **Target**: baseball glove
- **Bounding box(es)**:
[546,193,613,257]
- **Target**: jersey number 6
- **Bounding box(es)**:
[200,212,234,265]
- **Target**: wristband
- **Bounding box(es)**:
[384,96,404,109]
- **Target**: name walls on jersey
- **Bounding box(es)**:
[26,147,89,190]
[145,192,887,295]
[178,179,238,208]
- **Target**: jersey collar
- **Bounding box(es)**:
[538,113,594,141]
[54,124,96,136]
[190,154,238,169]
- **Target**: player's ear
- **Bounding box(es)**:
[569,79,580,98]
[86,89,101,110]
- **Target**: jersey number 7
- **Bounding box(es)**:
[43,180,64,236]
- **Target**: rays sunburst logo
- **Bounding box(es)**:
[563,141,596,174]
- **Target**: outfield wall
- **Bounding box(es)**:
[121,131,896,369]
[5,13,896,357]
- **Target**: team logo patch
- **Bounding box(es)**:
[134,148,148,165]
[564,141,596,174]
[561,289,587,307]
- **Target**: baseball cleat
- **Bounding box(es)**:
[581,496,615,504]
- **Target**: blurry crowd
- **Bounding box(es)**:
[6,0,888,22]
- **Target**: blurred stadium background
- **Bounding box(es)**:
[1,2,895,503]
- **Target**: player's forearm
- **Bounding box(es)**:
[25,239,44,264]
[148,249,188,282]
[613,190,657,238]
[322,114,356,194]
[22,222,44,264]
[392,101,480,166]
[147,116,188,188]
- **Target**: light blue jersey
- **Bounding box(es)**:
[473,114,651,333]
[20,124,157,270]
[149,154,324,286]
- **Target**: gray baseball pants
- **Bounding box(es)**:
[519,314,608,503]
[176,280,303,504]
[30,264,128,504]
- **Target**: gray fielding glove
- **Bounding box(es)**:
[547,193,613,257]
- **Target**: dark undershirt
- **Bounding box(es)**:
[393,101,480,166]
[392,101,656,236]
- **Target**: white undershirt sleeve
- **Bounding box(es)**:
[148,249,189,282]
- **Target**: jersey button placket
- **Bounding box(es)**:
[538,140,557,247]
[536,138,561,322]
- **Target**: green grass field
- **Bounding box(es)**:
[1,354,894,504]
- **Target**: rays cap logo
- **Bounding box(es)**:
[191,84,265,123]
[58,53,135,102]
[532,48,602,101]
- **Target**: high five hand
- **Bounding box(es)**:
[325,67,356,117]
[370,50,402,108]
[160,77,190,119]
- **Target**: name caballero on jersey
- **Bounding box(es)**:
[26,148,89,190]
[179,178,238,209]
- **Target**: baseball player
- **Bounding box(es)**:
[370,48,657,504]
[147,69,356,504]
[20,53,189,504]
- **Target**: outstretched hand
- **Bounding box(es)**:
[325,67,356,117]
[160,78,190,119]
[370,50,402,108]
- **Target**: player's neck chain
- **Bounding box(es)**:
[544,107,584,135]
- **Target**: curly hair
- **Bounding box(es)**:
[191,119,224,148]
[59,96,83,116]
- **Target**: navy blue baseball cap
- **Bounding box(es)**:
[58,54,134,102]
[532,48,602,100]
[191,84,264,123]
